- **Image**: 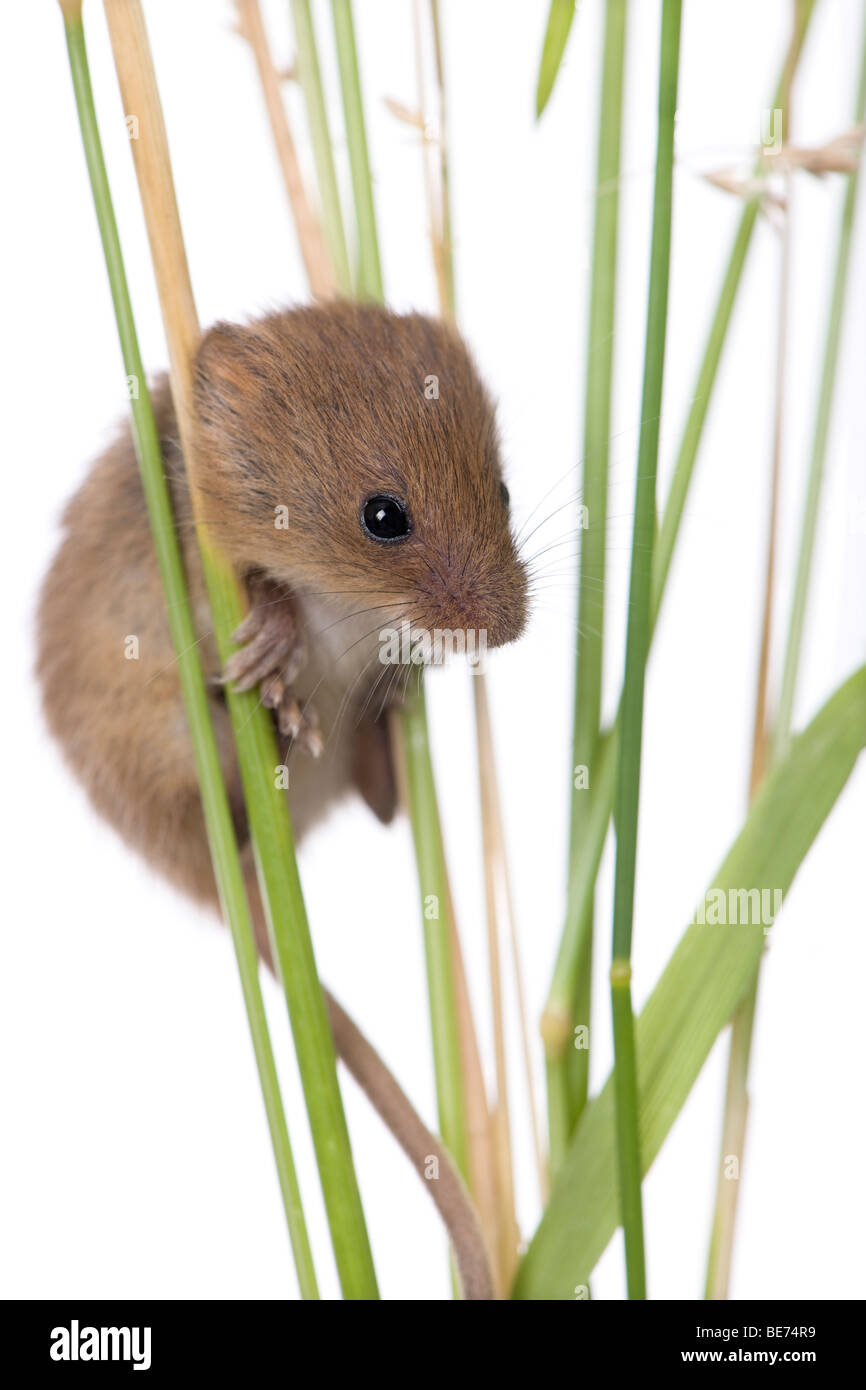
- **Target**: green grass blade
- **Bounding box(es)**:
[420,0,534,1265]
[535,0,580,118]
[706,13,866,1299]
[320,7,469,1189]
[609,970,644,1295]
[543,0,818,1069]
[609,0,681,1299]
[330,0,383,299]
[550,0,628,1172]
[59,0,318,1299]
[570,0,627,884]
[215,572,379,1299]
[400,691,469,1180]
[290,0,353,293]
[102,0,376,1298]
[561,931,593,1140]
[515,662,866,1298]
[652,0,816,624]
[773,20,866,762]
[543,731,615,1050]
[650,202,759,622]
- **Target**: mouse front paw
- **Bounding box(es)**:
[223,575,322,758]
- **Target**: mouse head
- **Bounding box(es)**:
[194,302,528,652]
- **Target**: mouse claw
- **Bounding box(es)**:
[277,694,322,758]
[277,694,303,739]
[260,673,285,709]
[302,724,324,759]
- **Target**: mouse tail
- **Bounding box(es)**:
[322,985,495,1301]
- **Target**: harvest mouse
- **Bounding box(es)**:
[37,300,529,1297]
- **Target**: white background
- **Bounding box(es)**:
[2,0,864,1300]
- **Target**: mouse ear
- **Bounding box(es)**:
[193,321,281,514]
[194,321,260,419]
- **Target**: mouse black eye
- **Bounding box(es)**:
[361,494,412,543]
[499,481,510,508]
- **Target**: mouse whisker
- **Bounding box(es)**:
[325,609,415,750]
[516,493,594,555]
[373,654,413,727]
[310,606,412,716]
[511,419,648,545]
[353,617,423,726]
[311,600,407,639]
[355,655,398,729]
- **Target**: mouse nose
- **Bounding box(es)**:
[482,587,529,648]
[437,557,529,650]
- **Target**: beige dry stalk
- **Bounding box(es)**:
[408,0,548,1287]
[234,0,335,299]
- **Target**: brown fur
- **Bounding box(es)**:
[37,303,526,1297]
[38,303,526,898]
[194,301,528,644]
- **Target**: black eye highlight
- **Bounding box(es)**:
[499,481,510,508]
[361,494,412,543]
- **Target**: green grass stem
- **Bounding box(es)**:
[652,0,816,622]
[772,19,866,764]
[59,1,318,1299]
[542,0,818,1074]
[306,2,469,1187]
[706,8,866,1299]
[517,662,866,1297]
[330,0,383,299]
[102,0,377,1298]
[608,0,681,1299]
[290,0,353,293]
[400,692,470,1180]
[551,0,628,1174]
